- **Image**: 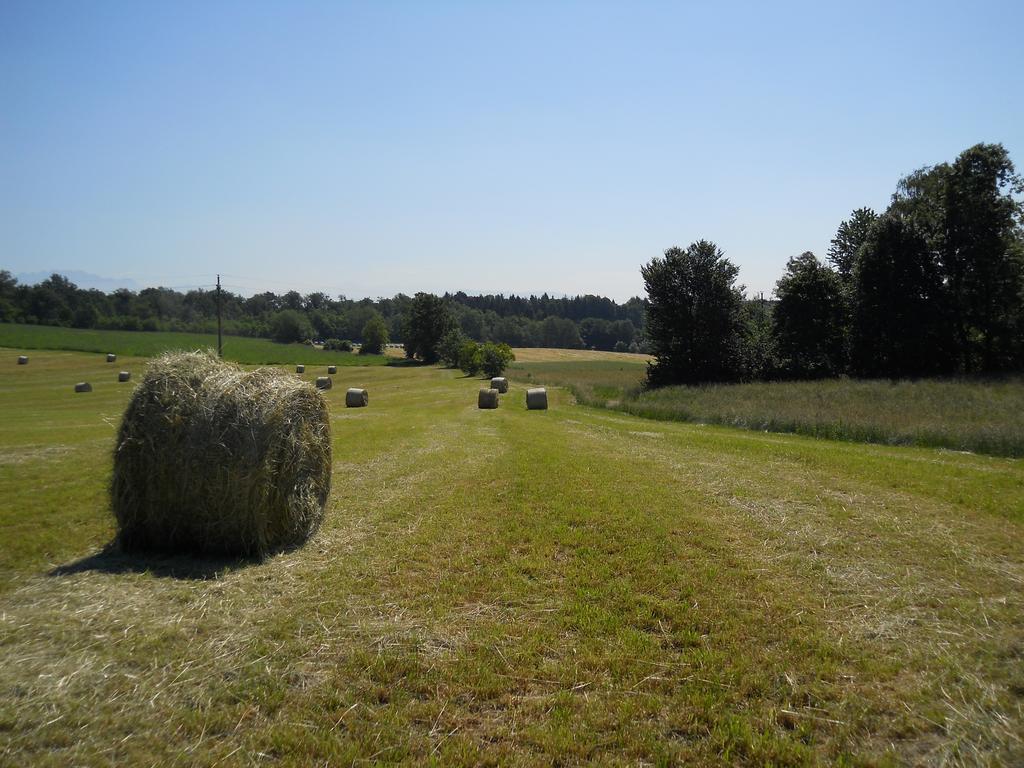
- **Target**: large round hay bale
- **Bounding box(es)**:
[17,355,28,365]
[111,351,332,557]
[478,388,499,409]
[75,382,92,393]
[327,365,337,374]
[296,364,305,373]
[345,388,368,407]
[315,376,332,390]
[490,376,508,393]
[106,353,117,363]
[526,387,548,410]
[118,371,131,382]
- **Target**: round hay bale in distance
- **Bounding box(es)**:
[111,351,332,557]
[296,364,305,373]
[106,353,117,363]
[327,365,337,374]
[345,388,368,407]
[75,382,92,393]
[526,387,548,410]
[118,371,131,382]
[478,388,499,409]
[17,355,28,365]
[315,376,332,390]
[490,376,508,393]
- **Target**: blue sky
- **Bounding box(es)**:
[2,0,1022,301]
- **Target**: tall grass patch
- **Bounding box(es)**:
[621,377,1024,457]
[509,359,1024,457]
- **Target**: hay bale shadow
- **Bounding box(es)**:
[49,543,260,581]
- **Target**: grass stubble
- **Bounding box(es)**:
[0,348,1021,765]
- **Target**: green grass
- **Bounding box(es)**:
[615,377,1024,458]
[0,322,389,366]
[2,350,1023,765]
[508,359,1024,458]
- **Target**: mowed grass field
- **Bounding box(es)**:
[0,323,389,366]
[1,348,1023,765]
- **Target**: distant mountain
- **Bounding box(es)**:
[15,270,141,292]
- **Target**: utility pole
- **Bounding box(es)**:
[216,274,223,358]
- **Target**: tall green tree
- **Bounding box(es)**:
[945,144,1024,370]
[402,293,454,363]
[773,252,846,379]
[890,143,1024,371]
[540,316,583,348]
[360,313,389,354]
[269,309,314,343]
[641,240,745,387]
[738,297,778,381]
[827,207,878,284]
[437,328,467,368]
[0,270,19,322]
[850,216,952,377]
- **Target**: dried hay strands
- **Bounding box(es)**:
[315,376,332,390]
[478,388,499,409]
[118,371,131,382]
[490,376,509,393]
[526,387,548,410]
[111,350,332,557]
[75,382,92,393]
[345,388,368,407]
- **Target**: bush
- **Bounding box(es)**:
[480,342,515,377]
[323,338,353,352]
[458,340,483,375]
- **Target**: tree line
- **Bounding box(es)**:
[644,143,1024,387]
[0,272,647,353]
[7,141,1018,379]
